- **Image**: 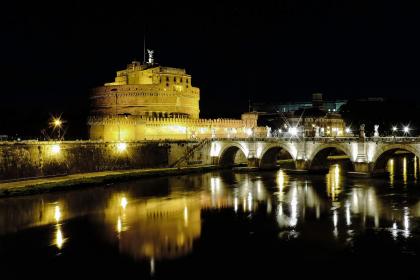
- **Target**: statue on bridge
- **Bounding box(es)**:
[374,125,379,138]
[315,126,320,138]
[359,124,365,139]
[266,126,271,138]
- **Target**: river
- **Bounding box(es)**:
[1,155,420,278]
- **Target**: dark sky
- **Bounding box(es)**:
[1,1,420,138]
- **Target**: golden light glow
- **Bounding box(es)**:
[326,164,342,201]
[121,197,128,209]
[184,206,189,226]
[116,142,127,153]
[54,119,62,127]
[403,157,407,185]
[51,144,61,155]
[54,205,61,223]
[55,226,64,249]
[117,216,122,233]
[51,116,63,128]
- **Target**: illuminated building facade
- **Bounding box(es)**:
[88,51,267,141]
[257,93,348,137]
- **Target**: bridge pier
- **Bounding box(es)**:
[353,162,370,173]
[295,159,309,170]
[247,157,260,168]
[211,156,220,165]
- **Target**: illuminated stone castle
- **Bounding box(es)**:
[88,51,266,141]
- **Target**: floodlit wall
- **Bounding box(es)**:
[0,141,206,181]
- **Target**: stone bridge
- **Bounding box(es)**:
[199,137,420,175]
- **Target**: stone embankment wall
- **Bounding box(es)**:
[0,140,205,181]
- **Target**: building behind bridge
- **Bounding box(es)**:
[252,93,347,114]
[255,93,348,137]
[88,52,267,141]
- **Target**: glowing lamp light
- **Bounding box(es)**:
[345,127,351,134]
[116,142,127,152]
[121,197,128,209]
[246,128,253,137]
[289,127,298,136]
[54,205,61,222]
[404,126,410,134]
[53,119,62,127]
[51,144,61,155]
[392,126,397,132]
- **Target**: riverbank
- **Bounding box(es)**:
[0,165,220,198]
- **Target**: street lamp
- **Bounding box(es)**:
[403,126,410,135]
[50,116,64,140]
[391,126,397,137]
[289,127,298,137]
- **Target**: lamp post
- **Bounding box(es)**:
[392,126,397,137]
[51,117,63,140]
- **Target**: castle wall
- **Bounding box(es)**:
[0,141,204,181]
[88,115,267,141]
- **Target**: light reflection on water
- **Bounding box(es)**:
[1,155,420,274]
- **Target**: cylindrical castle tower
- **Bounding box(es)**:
[89,60,200,119]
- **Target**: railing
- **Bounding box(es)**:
[209,136,420,143]
[3,136,420,145]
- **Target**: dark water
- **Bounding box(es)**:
[1,156,420,278]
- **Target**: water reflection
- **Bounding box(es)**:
[104,194,202,261]
[326,164,342,201]
[388,159,395,186]
[387,154,417,186]
[0,156,420,268]
[53,204,65,249]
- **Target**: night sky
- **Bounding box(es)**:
[1,1,420,138]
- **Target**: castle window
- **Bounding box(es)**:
[166,83,169,87]
[180,77,183,83]
[166,76,169,82]
[174,77,176,82]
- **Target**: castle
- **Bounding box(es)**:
[88,51,266,141]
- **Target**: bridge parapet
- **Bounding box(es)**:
[207,137,420,176]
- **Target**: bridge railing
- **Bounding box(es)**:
[210,136,420,143]
[364,136,420,143]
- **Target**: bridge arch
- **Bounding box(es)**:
[259,144,296,169]
[218,143,248,167]
[371,144,420,173]
[308,144,354,171]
